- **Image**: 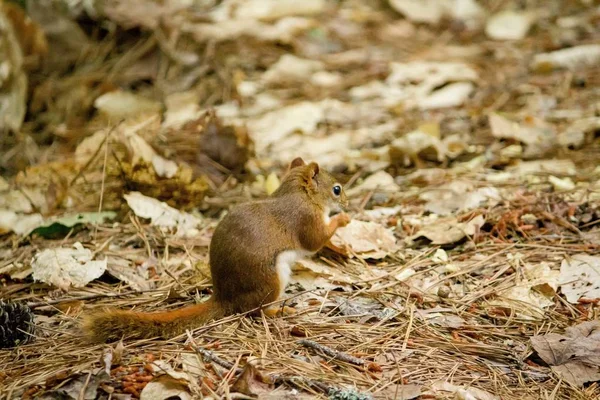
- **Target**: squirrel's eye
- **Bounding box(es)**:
[332,185,341,196]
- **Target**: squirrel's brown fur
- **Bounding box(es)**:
[82,158,349,342]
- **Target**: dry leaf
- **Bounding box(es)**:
[31,242,107,290]
[0,210,44,235]
[230,364,273,397]
[388,0,484,26]
[559,117,600,149]
[98,0,192,30]
[558,254,600,304]
[331,220,397,259]
[430,381,499,400]
[94,90,161,120]
[530,320,600,387]
[375,383,421,400]
[139,375,192,400]
[186,17,314,44]
[262,54,323,84]
[105,256,154,292]
[348,171,399,196]
[485,10,535,40]
[290,270,350,292]
[508,159,576,177]
[489,113,556,159]
[247,101,325,154]
[294,258,354,284]
[43,371,110,400]
[213,0,325,21]
[352,61,478,111]
[407,215,484,245]
[532,44,600,71]
[124,192,201,237]
[548,175,575,191]
[420,180,500,215]
[486,261,559,319]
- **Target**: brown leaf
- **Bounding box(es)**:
[230,364,273,397]
[375,384,421,400]
[530,320,600,387]
[330,220,397,259]
[139,375,191,400]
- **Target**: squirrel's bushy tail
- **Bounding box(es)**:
[83,298,225,343]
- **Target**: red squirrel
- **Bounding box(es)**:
[83,157,350,342]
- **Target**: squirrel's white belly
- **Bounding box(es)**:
[275,249,312,296]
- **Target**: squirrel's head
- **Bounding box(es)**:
[275,157,348,212]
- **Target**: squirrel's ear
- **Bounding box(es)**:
[290,157,305,169]
[308,162,319,178]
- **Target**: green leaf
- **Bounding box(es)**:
[31,212,117,238]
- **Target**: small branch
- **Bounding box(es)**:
[187,332,242,373]
[297,339,365,366]
[186,334,371,398]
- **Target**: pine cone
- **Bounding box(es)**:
[0,300,35,348]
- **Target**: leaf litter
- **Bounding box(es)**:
[1,1,600,400]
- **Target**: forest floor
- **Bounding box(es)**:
[1,0,600,399]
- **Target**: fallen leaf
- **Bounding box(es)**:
[430,381,499,400]
[407,215,485,245]
[334,297,391,321]
[558,254,600,304]
[508,159,576,177]
[352,61,478,111]
[98,0,191,30]
[262,54,323,84]
[532,44,600,71]
[247,101,325,154]
[485,261,559,318]
[348,171,399,196]
[376,383,421,400]
[290,270,350,292]
[389,130,445,165]
[180,353,205,378]
[417,81,475,110]
[548,175,575,191]
[530,320,600,387]
[431,249,448,264]
[388,0,484,27]
[230,363,273,397]
[94,90,161,120]
[124,192,201,237]
[162,91,202,129]
[489,113,556,159]
[31,211,117,238]
[485,10,535,40]
[294,259,353,284]
[0,210,44,235]
[106,256,154,292]
[139,375,192,400]
[43,371,110,400]
[558,117,600,149]
[31,242,107,290]
[213,0,325,21]
[419,181,500,215]
[331,220,397,259]
[186,17,314,44]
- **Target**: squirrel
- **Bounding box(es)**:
[83,157,350,342]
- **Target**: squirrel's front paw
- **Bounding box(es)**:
[335,212,351,227]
